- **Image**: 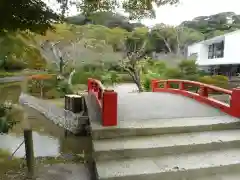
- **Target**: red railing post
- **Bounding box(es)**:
[102,89,117,126]
[199,85,208,97]
[179,82,185,90]
[164,81,170,89]
[151,80,158,92]
[230,88,240,117]
[87,78,92,92]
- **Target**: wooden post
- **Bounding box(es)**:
[24,128,35,178]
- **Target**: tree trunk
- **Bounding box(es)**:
[163,38,172,53]
[134,69,144,92]
[59,57,64,74]
[68,69,76,86]
[135,80,144,92]
[125,68,144,92]
[40,80,43,98]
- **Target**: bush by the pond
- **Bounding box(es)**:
[198,75,229,89]
[71,68,126,85]
[141,59,229,91]
[71,69,102,85]
[142,59,199,91]
[0,102,21,133]
[27,76,73,99]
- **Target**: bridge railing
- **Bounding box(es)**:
[87,78,117,126]
[151,79,240,118]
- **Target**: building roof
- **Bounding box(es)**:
[189,29,240,46]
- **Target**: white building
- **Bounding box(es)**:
[187,30,240,76]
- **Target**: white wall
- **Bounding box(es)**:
[188,43,209,65]
[222,32,240,64]
[188,31,240,66]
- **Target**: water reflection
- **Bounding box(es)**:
[0,132,59,157]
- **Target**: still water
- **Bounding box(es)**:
[0,82,91,158]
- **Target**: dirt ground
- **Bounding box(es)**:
[36,163,91,180]
[4,163,91,180]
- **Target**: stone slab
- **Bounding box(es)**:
[94,129,240,151]
[96,148,240,180]
[93,129,240,160]
[195,172,240,180]
[91,116,240,139]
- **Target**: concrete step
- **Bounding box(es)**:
[96,148,240,180]
[195,172,240,180]
[93,129,240,161]
[91,116,240,139]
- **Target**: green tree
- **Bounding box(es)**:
[0,0,60,34]
[120,27,150,92]
[151,24,177,53]
[175,27,204,54]
[180,12,240,39]
[57,0,179,19]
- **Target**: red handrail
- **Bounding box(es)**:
[87,78,117,126]
[151,79,240,118]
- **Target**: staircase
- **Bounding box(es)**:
[91,116,240,180]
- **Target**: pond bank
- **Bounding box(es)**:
[0,82,94,180]
[19,93,88,134]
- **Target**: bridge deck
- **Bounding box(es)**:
[117,92,226,121]
[87,92,237,131]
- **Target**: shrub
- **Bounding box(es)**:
[164,68,183,79]
[72,84,88,94]
[45,89,62,99]
[118,73,133,82]
[198,75,229,89]
[71,70,103,85]
[0,102,20,133]
[101,71,122,85]
[57,80,73,94]
[142,71,163,91]
[4,59,27,71]
[178,60,198,76]
[27,75,73,99]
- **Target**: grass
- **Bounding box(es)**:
[0,149,86,180]
[0,149,25,179]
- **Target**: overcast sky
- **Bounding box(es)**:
[45,0,240,26]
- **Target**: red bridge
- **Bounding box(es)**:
[87,78,240,127]
[86,78,240,180]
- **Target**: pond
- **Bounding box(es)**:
[0,82,92,159]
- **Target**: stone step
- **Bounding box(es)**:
[91,116,240,139]
[93,129,240,161]
[96,148,240,180]
[195,172,240,180]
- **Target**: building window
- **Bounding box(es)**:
[208,41,224,59]
[190,52,198,58]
